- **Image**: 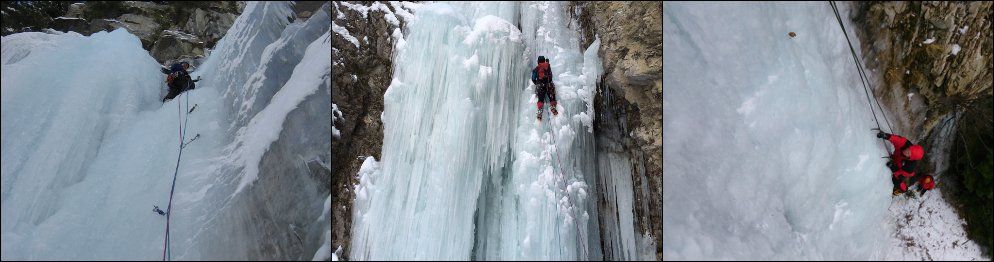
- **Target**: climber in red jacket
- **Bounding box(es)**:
[916,174,936,195]
[876,131,925,196]
[531,56,557,121]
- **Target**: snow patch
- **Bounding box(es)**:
[331,22,359,48]
[391,28,406,51]
[332,103,344,139]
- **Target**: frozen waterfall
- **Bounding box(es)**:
[2,2,331,260]
[348,2,654,261]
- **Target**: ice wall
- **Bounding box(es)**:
[663,2,892,260]
[350,2,525,259]
[2,2,330,260]
[350,1,636,261]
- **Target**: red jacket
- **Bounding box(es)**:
[534,62,552,84]
[887,134,918,179]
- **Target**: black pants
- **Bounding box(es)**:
[162,81,194,102]
[536,82,557,105]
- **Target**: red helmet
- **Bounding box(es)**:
[908,145,924,160]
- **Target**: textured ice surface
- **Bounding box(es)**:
[348,1,652,260]
[2,2,330,260]
[664,2,893,260]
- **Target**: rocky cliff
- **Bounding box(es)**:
[331,1,413,260]
[570,1,663,259]
[852,2,991,140]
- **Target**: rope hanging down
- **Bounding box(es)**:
[547,114,588,259]
[162,87,194,261]
[829,1,894,134]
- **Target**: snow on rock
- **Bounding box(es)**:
[339,1,419,27]
[388,1,418,22]
[332,22,359,48]
[332,103,343,139]
[331,245,342,261]
[923,37,936,44]
[338,1,371,19]
[949,44,961,55]
[957,25,968,34]
[370,2,399,26]
[391,28,406,51]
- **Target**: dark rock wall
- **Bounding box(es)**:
[570,1,662,259]
[331,1,408,260]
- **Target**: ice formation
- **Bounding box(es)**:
[2,2,330,260]
[348,1,653,261]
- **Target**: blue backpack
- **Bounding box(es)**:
[531,68,539,84]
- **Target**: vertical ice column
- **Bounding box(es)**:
[350,3,525,260]
[485,2,604,259]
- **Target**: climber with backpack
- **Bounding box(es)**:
[914,174,936,196]
[876,130,925,196]
[161,61,201,102]
[531,56,558,121]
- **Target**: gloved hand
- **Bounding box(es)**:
[876,132,889,139]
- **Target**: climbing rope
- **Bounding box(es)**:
[546,113,588,260]
[162,83,193,261]
[829,1,895,135]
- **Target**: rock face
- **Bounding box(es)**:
[16,1,245,61]
[1,1,70,36]
[184,8,238,48]
[117,13,161,48]
[88,19,120,34]
[331,1,412,260]
[49,17,90,34]
[570,1,662,259]
[151,30,206,64]
[852,2,992,140]
[64,3,85,18]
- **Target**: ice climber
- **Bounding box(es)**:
[531,56,558,121]
[915,174,936,196]
[161,61,201,102]
[876,131,925,196]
